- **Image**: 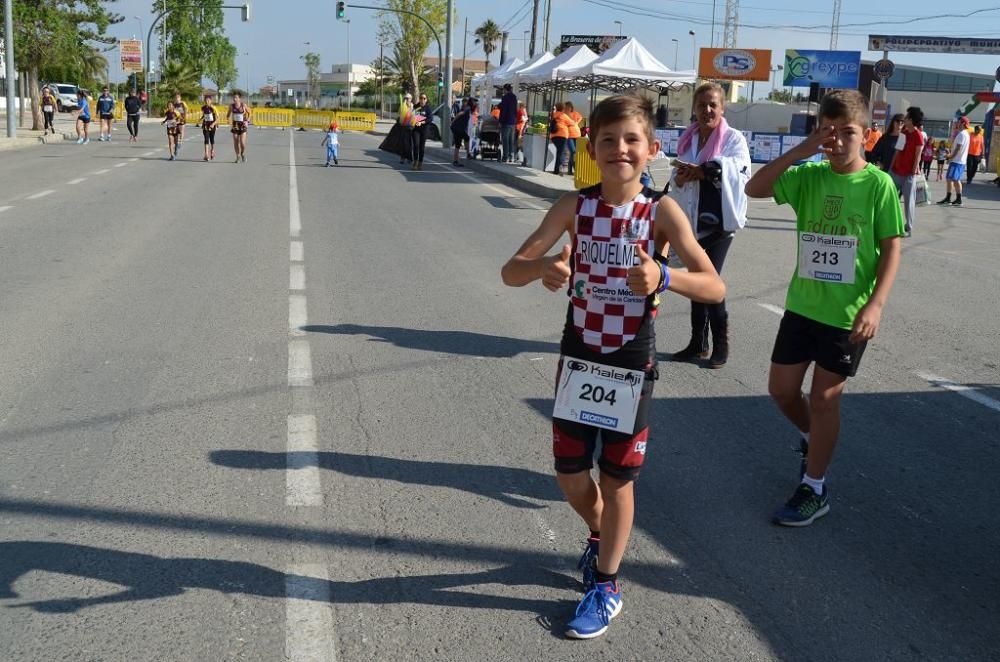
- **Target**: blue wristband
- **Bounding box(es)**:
[657,263,670,294]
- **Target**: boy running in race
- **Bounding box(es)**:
[162,101,180,161]
[74,90,91,144]
[230,92,250,163]
[96,86,115,141]
[201,94,218,161]
[745,89,903,527]
[501,95,725,639]
[322,121,340,166]
[173,93,188,154]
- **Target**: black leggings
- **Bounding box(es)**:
[690,230,734,329]
[43,111,54,132]
[127,114,140,137]
[922,159,931,178]
[411,125,427,163]
[203,127,216,145]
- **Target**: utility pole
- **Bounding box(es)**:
[461,17,468,97]
[499,32,509,67]
[543,0,552,52]
[529,0,539,58]
[830,0,842,50]
[4,0,16,138]
[722,0,739,49]
[443,0,453,147]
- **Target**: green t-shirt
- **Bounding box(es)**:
[773,161,904,329]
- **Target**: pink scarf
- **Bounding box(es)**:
[676,117,730,164]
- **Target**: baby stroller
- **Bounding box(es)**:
[475,116,502,161]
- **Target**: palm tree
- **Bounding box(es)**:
[474,19,502,73]
[159,60,203,103]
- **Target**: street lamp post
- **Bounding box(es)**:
[671,38,679,70]
[243,51,250,101]
[303,41,310,108]
[134,17,144,92]
[689,30,696,71]
[345,19,352,110]
[523,30,529,59]
[614,20,622,38]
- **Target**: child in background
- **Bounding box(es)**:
[322,121,340,167]
[935,141,948,181]
[921,139,934,179]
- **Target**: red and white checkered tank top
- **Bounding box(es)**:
[570,185,658,354]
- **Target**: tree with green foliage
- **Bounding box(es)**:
[158,0,237,89]
[376,0,447,101]
[203,34,238,92]
[2,0,122,130]
[158,60,202,100]
[474,19,502,72]
[300,52,321,107]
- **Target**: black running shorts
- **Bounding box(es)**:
[771,310,867,377]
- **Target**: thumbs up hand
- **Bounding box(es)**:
[627,244,660,295]
[542,244,573,292]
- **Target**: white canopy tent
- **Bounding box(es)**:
[471,57,525,93]
[555,38,697,92]
[517,45,600,91]
[494,52,553,88]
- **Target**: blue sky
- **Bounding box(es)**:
[106,0,1000,92]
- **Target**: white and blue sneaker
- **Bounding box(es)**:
[76,137,84,144]
[565,580,622,639]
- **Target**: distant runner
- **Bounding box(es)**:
[124,90,142,142]
[173,93,188,154]
[230,93,250,163]
[162,101,180,161]
[40,86,56,135]
[74,90,91,144]
[96,87,115,142]
[201,94,218,161]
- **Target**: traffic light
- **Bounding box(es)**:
[437,73,444,89]
[241,3,251,21]
[336,1,346,19]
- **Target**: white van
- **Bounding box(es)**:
[48,83,81,112]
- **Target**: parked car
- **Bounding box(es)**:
[47,83,81,112]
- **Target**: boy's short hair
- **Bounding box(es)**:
[818,89,869,127]
[905,106,924,127]
[588,95,655,143]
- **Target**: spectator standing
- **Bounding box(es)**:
[124,90,142,142]
[40,86,57,135]
[398,93,413,165]
[938,116,970,207]
[450,98,473,166]
[499,83,518,163]
[863,122,881,162]
[656,103,668,128]
[871,114,902,171]
[564,101,583,177]
[549,102,570,175]
[966,125,984,184]
[515,101,529,162]
[935,141,948,180]
[889,106,925,236]
[410,93,433,170]
[668,82,751,368]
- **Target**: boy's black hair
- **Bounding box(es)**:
[905,106,924,127]
[817,89,869,127]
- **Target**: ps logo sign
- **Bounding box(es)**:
[713,49,757,77]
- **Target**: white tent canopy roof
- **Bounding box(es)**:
[495,51,554,87]
[472,57,524,91]
[556,38,697,90]
[517,45,599,88]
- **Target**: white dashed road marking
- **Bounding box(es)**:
[285,564,336,661]
[67,178,87,185]
[916,371,1000,414]
[27,190,55,200]
[758,303,786,317]
[286,415,322,506]
[290,241,304,262]
[92,169,111,175]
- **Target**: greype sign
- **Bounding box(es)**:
[868,35,1000,56]
[783,50,861,88]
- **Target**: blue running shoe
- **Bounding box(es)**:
[772,483,829,527]
[577,537,599,591]
[565,580,622,639]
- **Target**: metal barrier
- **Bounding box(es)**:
[293,109,377,131]
[252,108,294,128]
[130,103,375,132]
[574,138,601,189]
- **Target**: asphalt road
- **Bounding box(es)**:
[1,126,998,661]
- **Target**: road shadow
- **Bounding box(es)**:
[0,541,573,622]
[301,323,559,358]
[481,195,548,211]
[210,450,562,509]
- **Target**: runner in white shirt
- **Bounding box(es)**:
[938,116,971,207]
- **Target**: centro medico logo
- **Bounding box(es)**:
[712,49,756,77]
